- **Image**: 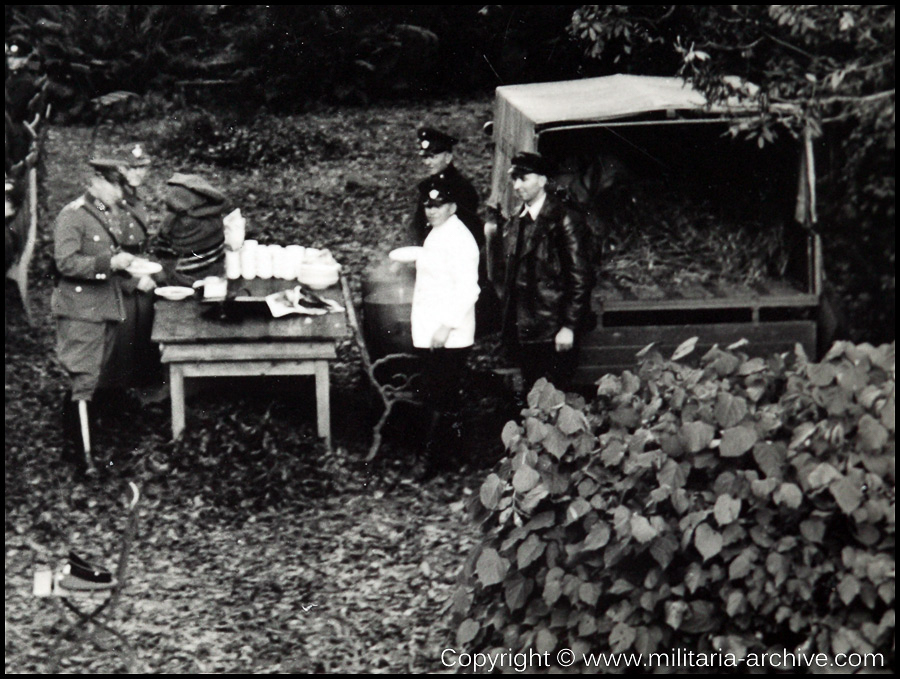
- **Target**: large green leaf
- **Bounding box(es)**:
[773,483,803,509]
[630,513,658,543]
[601,439,627,466]
[504,573,534,611]
[583,522,611,551]
[857,414,889,451]
[807,362,836,386]
[565,498,592,525]
[517,534,545,570]
[579,582,601,606]
[694,523,723,561]
[501,421,521,449]
[752,442,785,478]
[519,484,550,513]
[714,494,742,526]
[719,426,757,457]
[679,421,716,453]
[806,462,842,489]
[829,477,863,514]
[535,628,557,655]
[609,622,637,653]
[480,473,504,510]
[728,547,756,580]
[714,393,748,428]
[557,405,587,435]
[542,426,571,459]
[456,619,479,645]
[513,465,540,494]
[476,548,509,587]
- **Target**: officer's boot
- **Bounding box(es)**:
[76,400,98,475]
[60,394,83,470]
[417,410,444,481]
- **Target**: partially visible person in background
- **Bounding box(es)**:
[410,176,480,480]
[407,126,483,249]
[153,172,228,286]
[51,145,160,473]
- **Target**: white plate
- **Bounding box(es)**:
[154,286,195,301]
[126,258,163,276]
[389,246,423,263]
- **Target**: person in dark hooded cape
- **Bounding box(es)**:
[154,173,229,287]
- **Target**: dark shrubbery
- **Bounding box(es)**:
[154,110,351,170]
[7,5,585,116]
[454,340,894,671]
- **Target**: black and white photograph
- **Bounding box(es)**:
[5,5,894,673]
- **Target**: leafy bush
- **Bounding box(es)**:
[154,111,351,169]
[6,5,232,121]
[454,340,894,671]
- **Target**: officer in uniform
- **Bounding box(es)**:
[408,127,483,249]
[52,144,158,472]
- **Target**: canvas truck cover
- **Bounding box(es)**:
[488,74,801,213]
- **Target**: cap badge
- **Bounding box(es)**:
[421,140,430,149]
[131,145,143,159]
[429,189,439,199]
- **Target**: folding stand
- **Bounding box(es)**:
[35,483,141,673]
[342,276,422,461]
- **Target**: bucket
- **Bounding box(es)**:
[362,261,415,360]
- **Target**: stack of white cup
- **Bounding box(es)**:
[225,249,242,279]
[240,240,258,280]
[286,245,306,280]
[271,245,293,280]
[256,244,274,279]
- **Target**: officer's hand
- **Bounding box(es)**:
[555,326,575,352]
[484,221,498,240]
[110,252,135,271]
[136,275,157,292]
[431,325,451,349]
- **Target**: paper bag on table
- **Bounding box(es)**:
[223,208,246,251]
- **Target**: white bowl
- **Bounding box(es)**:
[126,258,163,277]
[298,262,340,289]
[154,286,195,301]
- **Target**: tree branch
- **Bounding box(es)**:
[763,32,816,60]
[697,38,764,52]
[814,90,895,106]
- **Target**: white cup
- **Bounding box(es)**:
[256,244,273,279]
[240,240,258,279]
[225,249,242,279]
[271,245,291,279]
[286,245,305,279]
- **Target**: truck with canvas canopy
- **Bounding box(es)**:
[487,74,823,383]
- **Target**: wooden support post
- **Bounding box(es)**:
[314,360,331,450]
[170,365,185,439]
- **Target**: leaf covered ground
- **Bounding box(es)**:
[5,97,517,673]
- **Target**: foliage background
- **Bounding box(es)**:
[6,4,894,344]
[4,5,895,672]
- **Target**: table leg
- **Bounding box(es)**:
[170,365,186,440]
[314,360,330,449]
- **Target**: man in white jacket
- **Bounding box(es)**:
[411,176,480,478]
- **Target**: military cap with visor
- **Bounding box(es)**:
[88,143,151,171]
[419,176,457,207]
[417,127,458,156]
[509,151,555,179]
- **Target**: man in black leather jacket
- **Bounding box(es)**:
[485,152,595,392]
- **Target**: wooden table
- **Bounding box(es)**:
[151,278,349,447]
